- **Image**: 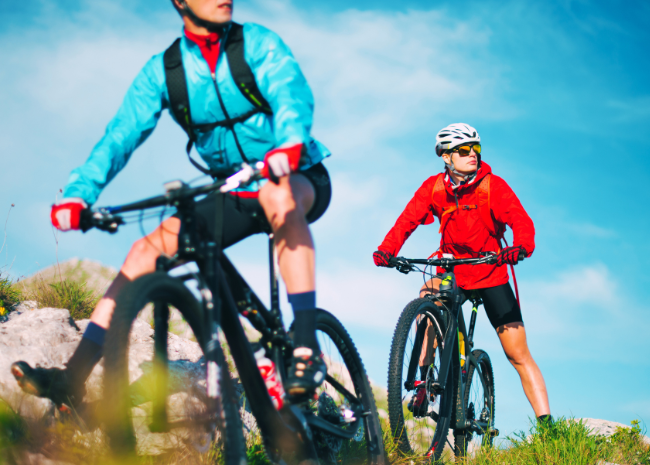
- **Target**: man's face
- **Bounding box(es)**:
[182,0,233,24]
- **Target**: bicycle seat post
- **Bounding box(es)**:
[268,234,280,315]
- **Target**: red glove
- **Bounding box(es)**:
[373,250,394,267]
[497,246,526,266]
[261,143,303,184]
[51,198,87,231]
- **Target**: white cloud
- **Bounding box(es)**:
[518,263,650,363]
[236,0,515,157]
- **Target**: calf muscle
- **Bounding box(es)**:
[89,217,181,329]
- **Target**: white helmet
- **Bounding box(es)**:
[435,123,480,157]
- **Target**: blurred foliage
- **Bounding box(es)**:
[0,273,22,317]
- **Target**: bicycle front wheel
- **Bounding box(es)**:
[454,349,495,458]
[103,272,245,464]
[387,297,455,461]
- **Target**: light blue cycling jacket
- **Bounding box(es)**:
[63,22,330,205]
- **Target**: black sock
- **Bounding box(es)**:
[289,291,319,352]
[66,322,105,387]
[537,414,553,424]
[420,365,428,381]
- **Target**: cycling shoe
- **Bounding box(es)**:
[407,382,429,417]
[285,347,327,398]
[11,361,85,411]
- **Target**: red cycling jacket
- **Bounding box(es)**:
[377,162,535,290]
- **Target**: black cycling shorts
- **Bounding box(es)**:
[176,162,331,249]
[474,282,523,329]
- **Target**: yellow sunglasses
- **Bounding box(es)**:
[450,144,481,156]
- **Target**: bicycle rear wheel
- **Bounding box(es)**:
[103,272,245,464]
[387,298,455,461]
[289,309,386,465]
[454,349,495,458]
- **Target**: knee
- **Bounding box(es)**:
[504,346,532,367]
[123,237,159,273]
[260,185,302,228]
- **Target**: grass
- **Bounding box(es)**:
[1,389,648,465]
[0,272,22,317]
[457,417,650,465]
[19,273,101,320]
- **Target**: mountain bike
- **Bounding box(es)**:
[386,255,502,462]
[81,163,386,465]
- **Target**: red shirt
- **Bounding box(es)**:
[184,29,221,73]
[377,162,535,290]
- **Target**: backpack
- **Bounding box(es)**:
[432,172,525,307]
[431,173,504,240]
[163,22,273,177]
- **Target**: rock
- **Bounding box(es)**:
[575,418,650,445]
[0,307,208,459]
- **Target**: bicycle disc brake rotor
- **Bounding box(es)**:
[312,333,365,464]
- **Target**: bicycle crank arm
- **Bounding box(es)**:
[148,414,219,433]
[303,412,362,440]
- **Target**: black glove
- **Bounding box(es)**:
[497,246,526,266]
[373,250,394,267]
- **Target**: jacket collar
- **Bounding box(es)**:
[444,162,492,194]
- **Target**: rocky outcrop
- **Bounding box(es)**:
[0,304,207,459]
[575,418,650,445]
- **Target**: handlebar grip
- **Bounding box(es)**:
[78,209,94,233]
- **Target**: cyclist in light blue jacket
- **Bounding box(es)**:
[12,0,331,409]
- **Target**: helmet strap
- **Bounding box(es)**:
[446,154,478,184]
[177,0,229,33]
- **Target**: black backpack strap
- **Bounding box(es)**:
[164,39,215,176]
[163,24,274,177]
[224,23,272,114]
[164,39,192,141]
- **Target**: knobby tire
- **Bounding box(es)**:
[288,309,387,465]
[454,349,495,458]
[387,298,456,462]
[103,272,245,464]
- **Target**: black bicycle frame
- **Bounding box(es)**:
[153,190,364,460]
[407,269,486,433]
[86,170,366,460]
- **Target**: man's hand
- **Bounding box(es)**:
[51,198,88,231]
[261,143,303,184]
[497,246,526,266]
[373,250,394,267]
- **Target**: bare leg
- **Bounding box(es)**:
[89,217,181,329]
[258,174,315,293]
[418,278,441,366]
[497,322,550,417]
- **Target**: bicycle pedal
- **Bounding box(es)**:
[488,427,499,437]
[58,404,72,415]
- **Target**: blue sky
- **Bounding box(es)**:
[1,0,649,440]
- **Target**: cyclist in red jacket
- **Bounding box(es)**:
[373,123,551,423]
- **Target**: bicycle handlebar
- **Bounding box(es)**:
[387,254,499,274]
[80,162,264,233]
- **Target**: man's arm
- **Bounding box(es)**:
[62,55,167,206]
[376,176,438,258]
[490,175,536,256]
[244,23,314,151]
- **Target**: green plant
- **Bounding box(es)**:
[21,274,100,320]
[0,400,27,450]
[0,273,22,317]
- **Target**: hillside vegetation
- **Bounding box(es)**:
[11,259,116,320]
[0,260,648,464]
